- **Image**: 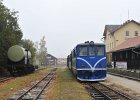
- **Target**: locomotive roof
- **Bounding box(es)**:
[76,43,105,46]
[70,42,105,54]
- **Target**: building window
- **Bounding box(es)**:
[135,31,138,36]
[107,44,109,50]
[126,51,127,59]
[125,31,129,36]
[132,53,135,59]
[120,52,122,60]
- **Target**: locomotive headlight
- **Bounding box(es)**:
[82,70,85,73]
[99,63,104,67]
[81,64,85,67]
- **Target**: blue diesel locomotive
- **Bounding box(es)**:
[67,41,107,81]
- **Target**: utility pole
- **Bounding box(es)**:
[128,9,130,20]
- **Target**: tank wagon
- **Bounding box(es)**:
[67,41,107,81]
[7,45,35,76]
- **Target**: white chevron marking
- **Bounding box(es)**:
[76,57,106,71]
[77,57,92,69]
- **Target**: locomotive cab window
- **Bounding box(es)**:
[79,47,87,56]
[89,46,95,56]
[96,46,104,56]
[72,49,76,57]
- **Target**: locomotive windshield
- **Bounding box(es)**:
[79,47,87,56]
[89,45,104,56]
[78,45,105,56]
[96,46,104,56]
[89,47,95,56]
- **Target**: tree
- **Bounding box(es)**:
[21,39,36,64]
[0,1,23,66]
[37,36,47,65]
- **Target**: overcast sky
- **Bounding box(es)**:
[3,0,140,58]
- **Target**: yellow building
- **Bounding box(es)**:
[103,20,140,65]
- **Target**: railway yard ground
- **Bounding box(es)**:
[52,66,92,100]
[0,67,53,100]
[0,66,140,100]
[102,74,140,99]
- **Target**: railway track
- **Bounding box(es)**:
[85,82,133,100]
[0,77,15,83]
[108,72,140,81]
[9,68,57,100]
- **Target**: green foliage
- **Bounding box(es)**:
[0,1,23,66]
[36,36,47,65]
[21,39,36,64]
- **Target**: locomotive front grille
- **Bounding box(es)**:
[78,70,106,79]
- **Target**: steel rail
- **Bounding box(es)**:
[99,83,133,100]
[108,72,140,81]
[0,77,15,83]
[35,72,55,100]
[89,84,112,100]
[15,68,56,100]
[87,83,133,100]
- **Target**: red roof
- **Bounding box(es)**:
[110,36,140,52]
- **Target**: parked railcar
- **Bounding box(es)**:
[67,55,70,68]
[67,41,107,81]
[67,54,72,70]
[7,45,35,76]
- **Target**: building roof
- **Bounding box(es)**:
[110,36,140,52]
[103,25,121,36]
[106,25,121,33]
[103,20,140,36]
[46,54,57,59]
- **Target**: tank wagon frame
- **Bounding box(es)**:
[7,45,35,76]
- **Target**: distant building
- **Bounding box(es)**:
[46,54,57,66]
[103,20,140,65]
[57,58,67,65]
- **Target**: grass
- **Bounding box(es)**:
[0,67,92,100]
[0,67,53,100]
[51,67,92,100]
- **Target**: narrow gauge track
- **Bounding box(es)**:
[0,77,15,83]
[108,72,140,82]
[85,82,133,100]
[9,68,57,100]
